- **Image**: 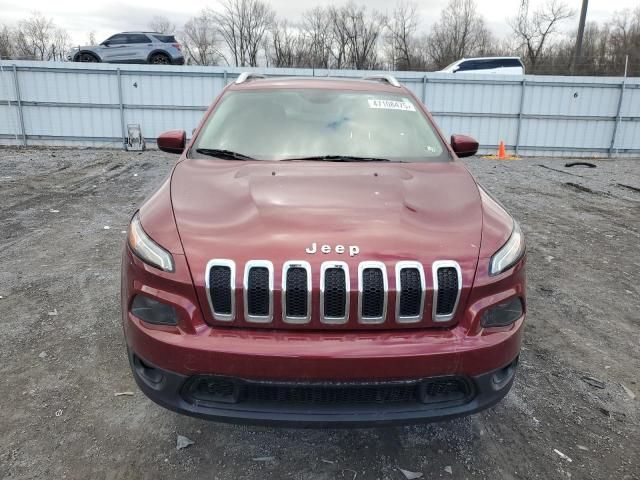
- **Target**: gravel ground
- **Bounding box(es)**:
[0,147,638,480]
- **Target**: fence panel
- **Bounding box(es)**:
[0,60,638,156]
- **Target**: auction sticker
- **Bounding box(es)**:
[368,98,416,111]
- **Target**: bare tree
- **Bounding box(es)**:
[216,0,275,67]
[270,20,310,67]
[510,0,574,70]
[0,24,13,59]
[328,3,385,70]
[301,7,333,69]
[608,7,640,70]
[87,31,97,45]
[181,9,226,65]
[326,6,349,69]
[13,12,71,61]
[519,4,640,76]
[427,0,495,68]
[385,1,421,70]
[148,15,176,34]
[14,12,56,60]
[348,4,386,69]
[50,28,71,61]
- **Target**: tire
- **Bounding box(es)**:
[75,52,98,62]
[149,53,170,65]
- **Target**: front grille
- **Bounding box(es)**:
[323,267,347,320]
[399,268,422,317]
[245,266,271,317]
[285,267,308,317]
[182,376,473,407]
[209,266,232,315]
[436,267,459,316]
[360,266,385,321]
[204,259,461,326]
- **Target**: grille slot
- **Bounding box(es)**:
[247,268,269,315]
[210,266,232,314]
[244,261,273,323]
[358,262,387,324]
[432,261,461,322]
[396,262,425,323]
[399,269,421,316]
[436,268,458,314]
[321,262,349,323]
[282,261,311,323]
[362,269,384,316]
[286,268,308,316]
[205,260,235,321]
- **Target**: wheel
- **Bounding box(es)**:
[75,52,98,62]
[150,53,170,65]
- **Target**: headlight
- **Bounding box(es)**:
[127,212,174,272]
[489,221,525,276]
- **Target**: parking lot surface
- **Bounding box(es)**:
[0,148,638,479]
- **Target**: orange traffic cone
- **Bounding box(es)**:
[498,140,506,160]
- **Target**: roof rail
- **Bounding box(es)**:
[362,74,401,88]
[235,72,267,85]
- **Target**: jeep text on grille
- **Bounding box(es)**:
[122,74,526,426]
[305,242,360,256]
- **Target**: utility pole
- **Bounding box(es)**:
[571,0,588,75]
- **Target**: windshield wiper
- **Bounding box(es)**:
[282,155,392,162]
[195,148,255,160]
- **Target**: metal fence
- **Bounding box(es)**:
[1,60,639,157]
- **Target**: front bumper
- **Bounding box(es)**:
[129,348,518,426]
[122,244,525,426]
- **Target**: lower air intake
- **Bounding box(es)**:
[246,383,417,405]
[182,376,473,407]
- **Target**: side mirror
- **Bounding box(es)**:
[450,134,478,158]
[101,41,110,47]
[157,130,186,154]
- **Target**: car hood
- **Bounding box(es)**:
[171,159,483,327]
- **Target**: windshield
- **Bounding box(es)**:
[191,89,449,162]
[442,60,460,71]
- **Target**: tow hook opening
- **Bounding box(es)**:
[133,354,164,386]
[491,357,518,390]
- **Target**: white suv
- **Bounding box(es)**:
[438,57,525,75]
[68,32,184,65]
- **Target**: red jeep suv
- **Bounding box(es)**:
[122,73,526,426]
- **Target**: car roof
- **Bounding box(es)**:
[458,56,522,61]
[226,76,408,94]
[120,31,167,35]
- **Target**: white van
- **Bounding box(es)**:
[438,57,525,75]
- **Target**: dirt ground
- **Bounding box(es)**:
[0,147,638,480]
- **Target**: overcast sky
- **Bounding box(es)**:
[0,0,637,44]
